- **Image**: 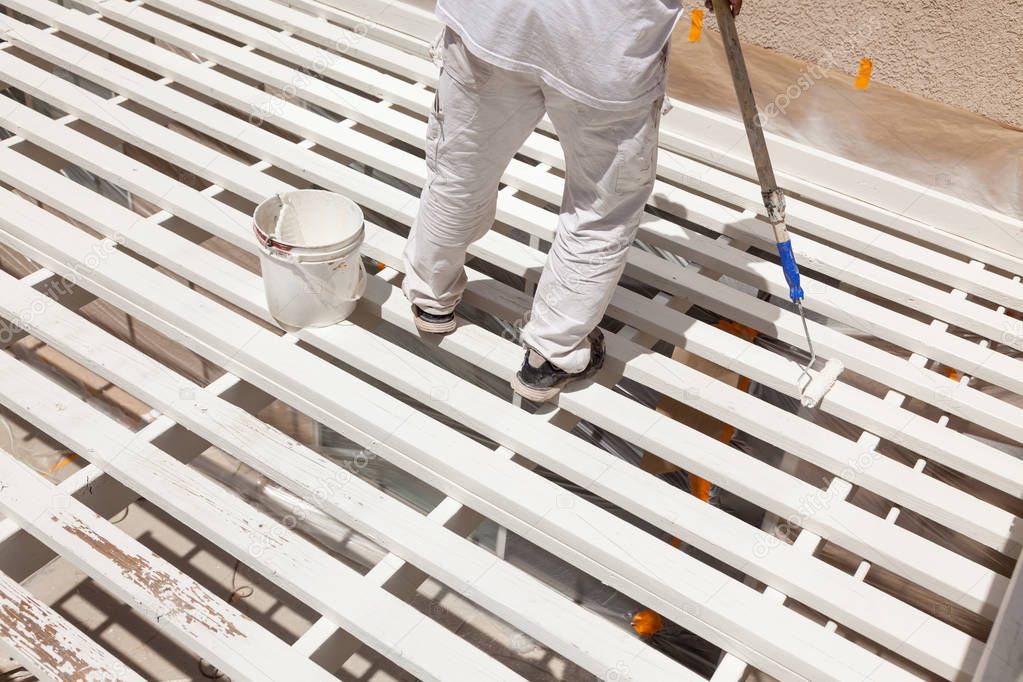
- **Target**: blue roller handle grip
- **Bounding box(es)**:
[776,240,804,302]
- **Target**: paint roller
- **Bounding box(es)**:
[709,0,844,408]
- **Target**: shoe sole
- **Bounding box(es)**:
[510,373,569,403]
[510,355,604,403]
[413,315,457,334]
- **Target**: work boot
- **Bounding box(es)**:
[512,328,605,403]
[412,305,457,334]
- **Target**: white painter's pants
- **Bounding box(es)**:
[403,30,662,373]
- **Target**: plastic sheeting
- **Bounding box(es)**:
[666,27,1022,221]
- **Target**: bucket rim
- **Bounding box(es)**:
[253,189,365,253]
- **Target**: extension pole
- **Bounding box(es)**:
[709,0,817,385]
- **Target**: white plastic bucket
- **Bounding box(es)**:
[253,190,366,329]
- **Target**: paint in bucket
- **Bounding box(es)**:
[253,190,366,329]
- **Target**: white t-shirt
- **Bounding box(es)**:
[435,1,682,110]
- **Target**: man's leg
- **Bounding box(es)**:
[520,91,663,373]
[403,29,545,322]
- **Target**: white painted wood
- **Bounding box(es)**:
[658,104,1023,268]
[214,0,437,86]
[650,149,1023,311]
[313,0,438,45]
[297,493,488,669]
[1,61,998,670]
[0,205,690,682]
[4,11,1018,509]
[0,375,277,581]
[16,30,1001,565]
[0,42,1010,613]
[0,568,144,682]
[0,445,337,682]
[0,39,1009,612]
[129,0,1023,336]
[25,0,1023,451]
[975,549,1023,681]
[0,3,1017,679]
[280,0,432,57]
[0,333,526,682]
[206,0,1023,313]
[0,49,1006,642]
[0,183,928,682]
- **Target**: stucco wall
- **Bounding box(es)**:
[395,0,1020,127]
[683,0,1022,128]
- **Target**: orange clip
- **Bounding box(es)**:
[855,58,873,90]
[688,8,704,42]
[44,453,78,477]
[631,609,664,638]
[689,475,712,502]
[717,319,759,342]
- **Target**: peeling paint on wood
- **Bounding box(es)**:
[58,516,246,639]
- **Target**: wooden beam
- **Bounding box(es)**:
[0,180,927,682]
[0,321,527,682]
[974,549,1023,681]
[0,219,688,681]
[0,567,144,682]
[0,17,1008,612]
[0,445,338,682]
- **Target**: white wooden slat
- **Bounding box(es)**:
[0,291,528,682]
[974,549,1023,681]
[14,36,1004,594]
[0,371,274,581]
[287,0,1015,282]
[0,200,692,682]
[0,204,718,682]
[0,48,1008,614]
[0,85,1006,646]
[630,216,1023,396]
[0,183,927,682]
[747,319,957,681]
[3,14,1018,527]
[0,447,337,682]
[0,6,1006,682]
[280,0,432,58]
[210,0,1023,315]
[657,104,1023,269]
[4,54,1009,568]
[651,151,1023,312]
[6,0,1014,662]
[0,568,144,682]
[0,62,998,629]
[0,0,1010,666]
[3,86,998,678]
[30,0,1023,453]
[604,284,1023,498]
[621,238,1023,445]
[311,0,438,51]
[224,0,437,86]
[146,0,1023,340]
[293,495,486,667]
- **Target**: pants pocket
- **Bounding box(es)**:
[425,90,441,172]
[441,27,493,90]
[614,138,656,194]
[614,99,661,194]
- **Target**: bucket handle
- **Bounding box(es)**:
[253,221,293,255]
